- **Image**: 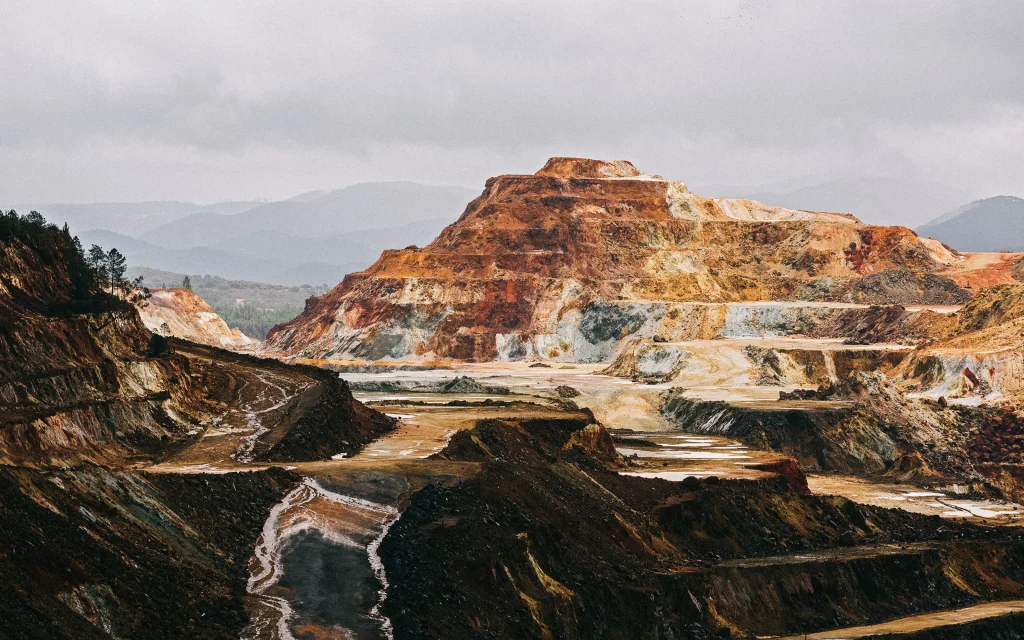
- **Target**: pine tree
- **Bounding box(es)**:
[106,248,127,294]
[182,275,192,291]
[66,235,91,299]
[126,274,151,309]
[88,245,108,289]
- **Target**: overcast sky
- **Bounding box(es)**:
[2,1,1022,205]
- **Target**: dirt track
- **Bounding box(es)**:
[774,599,1024,639]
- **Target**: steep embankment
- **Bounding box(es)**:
[381,415,1024,639]
[0,466,298,639]
[139,287,254,349]
[0,229,200,466]
[265,157,966,362]
[898,284,1024,400]
[0,215,396,638]
[0,227,393,467]
[662,371,978,479]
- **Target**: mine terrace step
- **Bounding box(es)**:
[726,399,856,411]
[714,541,940,569]
[766,599,1024,639]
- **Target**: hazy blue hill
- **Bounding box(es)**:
[239,181,476,235]
[738,177,975,228]
[22,200,263,237]
[79,215,454,286]
[146,181,476,244]
[916,196,1024,252]
[76,228,165,254]
[77,228,284,282]
[142,212,245,249]
[35,182,478,285]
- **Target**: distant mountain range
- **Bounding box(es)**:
[916,196,1024,252]
[143,182,475,247]
[724,177,977,228]
[701,177,1021,252]
[78,216,453,285]
[26,182,477,286]
[16,200,264,237]
[22,177,1019,286]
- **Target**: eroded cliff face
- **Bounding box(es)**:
[0,465,299,639]
[265,157,966,362]
[381,415,1024,639]
[898,285,1024,401]
[140,287,254,349]
[0,228,393,467]
[662,371,979,478]
[1,236,203,466]
[1,219,397,638]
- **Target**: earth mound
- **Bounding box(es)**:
[265,157,965,362]
[139,287,254,349]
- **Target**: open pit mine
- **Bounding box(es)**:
[5,159,1024,639]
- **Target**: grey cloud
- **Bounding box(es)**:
[1,0,1022,205]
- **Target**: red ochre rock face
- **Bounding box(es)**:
[263,158,965,362]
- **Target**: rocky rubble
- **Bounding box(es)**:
[965,407,1024,503]
[969,409,1024,466]
[809,303,945,344]
[842,268,971,305]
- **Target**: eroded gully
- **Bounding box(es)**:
[240,413,462,639]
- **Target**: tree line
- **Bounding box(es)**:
[212,303,304,340]
[2,209,149,309]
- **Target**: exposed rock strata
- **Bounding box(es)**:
[662,371,977,478]
[265,158,966,362]
[0,465,299,639]
[897,285,1024,400]
[0,231,393,466]
[743,344,910,386]
[381,415,1024,639]
[0,216,396,639]
[1,234,203,466]
[139,287,254,349]
[599,338,690,382]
